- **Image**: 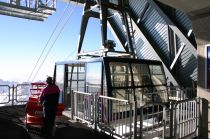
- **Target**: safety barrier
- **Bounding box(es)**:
[0,84,31,106]
[0,86,199,138]
[0,85,10,104]
[97,95,133,138]
[172,98,199,139]
[15,84,31,103]
[71,91,95,125]
[167,86,196,101]
[136,103,169,139]
[70,89,200,139]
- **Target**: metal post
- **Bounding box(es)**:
[139,106,143,139]
[71,90,74,120]
[162,106,166,139]
[94,94,97,130]
[12,85,14,106]
[197,97,201,138]
[133,101,137,139]
[169,101,174,139]
[99,0,108,48]
[129,102,132,139]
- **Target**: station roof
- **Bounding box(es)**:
[157,0,210,45]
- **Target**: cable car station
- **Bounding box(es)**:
[0,0,210,139]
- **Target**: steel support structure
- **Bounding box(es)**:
[76,0,136,58]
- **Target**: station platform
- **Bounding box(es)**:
[0,105,114,139]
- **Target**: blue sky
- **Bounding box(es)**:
[0,1,104,82]
[0,0,123,83]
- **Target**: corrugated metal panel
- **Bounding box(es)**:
[108,10,127,46]
[142,8,170,64]
[175,9,197,46]
[127,0,197,87]
[175,36,197,87]
[108,10,156,61]
[175,10,192,33]
[129,0,170,65]
[129,0,148,14]
[134,34,156,60]
[106,0,197,87]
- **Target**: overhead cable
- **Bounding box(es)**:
[64,47,77,60]
[31,1,79,82]
[27,2,71,82]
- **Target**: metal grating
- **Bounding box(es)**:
[0,0,56,21]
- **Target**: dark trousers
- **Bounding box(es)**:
[41,94,59,138]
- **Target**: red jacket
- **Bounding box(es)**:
[40,84,60,103]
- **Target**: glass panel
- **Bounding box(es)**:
[112,89,132,113]
[135,88,152,106]
[112,89,133,100]
[55,65,64,103]
[68,64,85,92]
[110,62,131,87]
[86,62,102,93]
[103,70,107,96]
[131,64,152,86]
[149,65,166,85]
[153,86,168,103]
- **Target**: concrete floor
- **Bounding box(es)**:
[0,105,114,139]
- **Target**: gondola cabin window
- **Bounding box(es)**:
[68,64,85,92]
[86,62,102,94]
[55,65,64,103]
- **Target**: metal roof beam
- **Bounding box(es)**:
[108,16,129,52]
[0,0,55,21]
[170,44,185,70]
[0,9,45,21]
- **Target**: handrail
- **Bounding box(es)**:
[99,95,130,103]
[70,88,199,139]
[0,84,31,106]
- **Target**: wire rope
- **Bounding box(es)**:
[64,47,77,60]
[27,2,71,82]
[31,1,78,82]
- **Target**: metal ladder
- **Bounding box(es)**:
[121,3,137,58]
[126,13,137,58]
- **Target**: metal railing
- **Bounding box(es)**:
[0,85,10,104]
[15,84,31,103]
[71,90,95,125]
[70,88,199,139]
[168,86,196,101]
[0,84,31,106]
[97,95,133,138]
[137,103,169,139]
[172,98,199,139]
[0,84,200,138]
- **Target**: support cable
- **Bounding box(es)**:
[27,2,71,82]
[64,47,77,60]
[31,1,78,82]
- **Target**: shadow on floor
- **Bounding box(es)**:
[0,118,31,139]
[0,105,114,139]
[54,122,114,139]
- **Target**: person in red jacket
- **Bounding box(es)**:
[40,76,60,139]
